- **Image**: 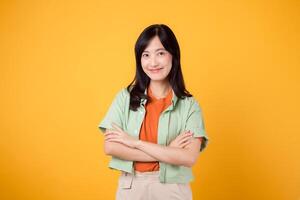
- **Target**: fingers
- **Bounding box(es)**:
[178,137,193,148]
[104,133,116,140]
[177,131,194,142]
[179,130,190,136]
[180,139,192,148]
[104,129,118,137]
[105,138,121,143]
[104,129,122,144]
[104,130,120,142]
[179,130,193,138]
[177,131,194,148]
[178,134,193,144]
[105,133,120,141]
[180,135,195,148]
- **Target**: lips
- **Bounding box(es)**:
[149,68,163,72]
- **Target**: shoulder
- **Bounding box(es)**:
[120,87,130,96]
[179,95,202,112]
[114,87,130,101]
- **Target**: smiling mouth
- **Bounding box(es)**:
[149,68,163,72]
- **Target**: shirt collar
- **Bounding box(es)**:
[140,87,178,109]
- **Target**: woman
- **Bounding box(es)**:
[98,24,209,200]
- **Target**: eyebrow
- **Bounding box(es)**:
[142,48,166,53]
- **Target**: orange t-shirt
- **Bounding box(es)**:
[133,86,203,172]
[134,86,173,172]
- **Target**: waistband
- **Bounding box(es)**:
[121,170,159,178]
[119,170,160,189]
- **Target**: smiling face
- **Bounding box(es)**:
[141,35,173,82]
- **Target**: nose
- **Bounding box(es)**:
[150,56,159,67]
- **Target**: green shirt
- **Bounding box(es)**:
[98,87,209,183]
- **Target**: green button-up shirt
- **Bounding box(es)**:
[98,87,209,184]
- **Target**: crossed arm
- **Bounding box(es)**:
[103,123,202,167]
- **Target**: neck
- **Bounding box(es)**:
[149,80,171,99]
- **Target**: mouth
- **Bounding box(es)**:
[149,68,163,73]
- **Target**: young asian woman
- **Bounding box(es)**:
[98,24,209,200]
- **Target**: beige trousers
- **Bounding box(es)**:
[116,170,193,200]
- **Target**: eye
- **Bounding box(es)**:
[142,53,149,58]
[158,52,165,56]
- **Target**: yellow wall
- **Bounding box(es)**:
[1,1,299,199]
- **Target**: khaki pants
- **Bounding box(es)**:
[116,170,193,200]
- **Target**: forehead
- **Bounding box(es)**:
[144,36,165,52]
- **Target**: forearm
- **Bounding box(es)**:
[135,141,194,167]
[104,141,158,162]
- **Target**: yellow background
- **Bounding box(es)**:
[1,1,299,199]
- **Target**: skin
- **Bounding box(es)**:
[140,35,173,98]
[104,35,203,167]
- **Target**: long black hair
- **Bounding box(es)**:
[127,24,192,111]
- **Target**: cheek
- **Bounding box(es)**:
[163,54,172,65]
[141,63,150,74]
[163,56,172,68]
[141,59,148,68]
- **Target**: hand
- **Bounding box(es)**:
[168,130,194,149]
[104,122,139,148]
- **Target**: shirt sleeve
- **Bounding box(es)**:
[185,99,209,152]
[97,88,126,134]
